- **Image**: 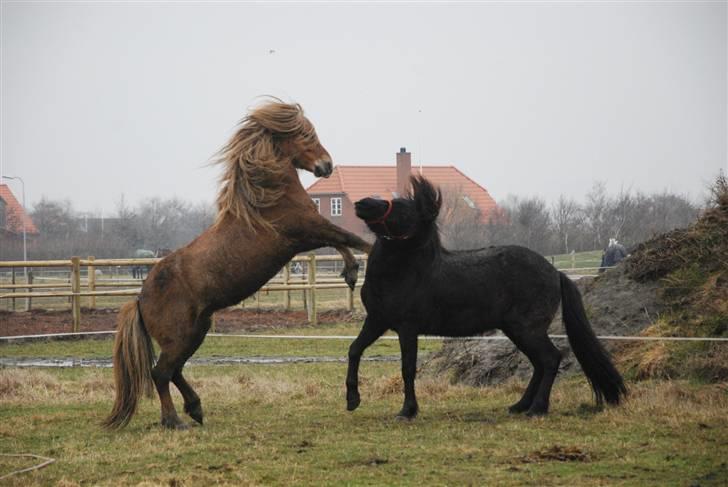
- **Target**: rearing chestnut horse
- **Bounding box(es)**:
[105,101,370,429]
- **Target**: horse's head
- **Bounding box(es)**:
[247,101,333,178]
[215,99,334,231]
[355,176,442,242]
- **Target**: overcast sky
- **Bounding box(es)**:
[1,1,726,214]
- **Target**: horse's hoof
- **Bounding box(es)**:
[185,401,204,425]
[508,403,529,414]
[347,396,361,411]
[395,407,418,420]
[525,408,548,417]
[340,269,358,290]
[161,418,189,430]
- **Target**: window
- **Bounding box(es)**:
[331,197,342,216]
[312,198,321,213]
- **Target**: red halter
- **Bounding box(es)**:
[365,200,411,240]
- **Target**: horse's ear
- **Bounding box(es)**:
[410,176,442,222]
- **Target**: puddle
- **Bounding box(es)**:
[0,355,400,368]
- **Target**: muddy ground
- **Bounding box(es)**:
[0,307,361,337]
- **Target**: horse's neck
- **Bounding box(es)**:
[258,169,310,220]
[369,238,442,275]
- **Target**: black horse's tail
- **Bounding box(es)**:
[559,272,627,406]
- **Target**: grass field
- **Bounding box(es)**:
[1,331,727,485]
[547,250,603,270]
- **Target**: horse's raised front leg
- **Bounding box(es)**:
[346,318,385,411]
[397,332,419,420]
[305,218,373,255]
[334,245,359,290]
[294,217,371,289]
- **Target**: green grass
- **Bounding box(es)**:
[0,323,443,359]
[1,363,726,486]
[548,250,603,270]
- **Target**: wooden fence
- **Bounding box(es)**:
[1,253,607,333]
[0,254,366,331]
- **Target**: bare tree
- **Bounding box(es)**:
[439,185,487,250]
[584,181,610,250]
[551,195,582,254]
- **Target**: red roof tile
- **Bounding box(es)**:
[307,165,498,219]
[0,184,39,234]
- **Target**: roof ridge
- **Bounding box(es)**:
[0,183,39,234]
[449,166,496,200]
[339,164,450,168]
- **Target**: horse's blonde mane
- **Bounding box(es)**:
[214,100,315,232]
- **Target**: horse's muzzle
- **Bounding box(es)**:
[354,198,388,221]
[314,160,333,178]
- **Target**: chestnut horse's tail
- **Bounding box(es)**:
[103,300,156,429]
[559,273,627,406]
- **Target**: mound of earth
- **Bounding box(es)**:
[426,175,728,385]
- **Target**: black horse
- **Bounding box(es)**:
[348,176,626,419]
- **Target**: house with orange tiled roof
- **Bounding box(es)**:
[306,148,499,239]
[0,183,39,260]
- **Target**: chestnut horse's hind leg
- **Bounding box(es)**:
[172,370,203,425]
[152,353,188,429]
[503,324,562,416]
[169,314,212,426]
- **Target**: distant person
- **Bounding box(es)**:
[599,238,628,272]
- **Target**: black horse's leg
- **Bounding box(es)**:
[172,369,203,425]
[505,326,562,416]
[397,332,419,420]
[503,329,543,413]
[346,318,385,411]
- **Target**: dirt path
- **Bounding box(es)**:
[0,307,361,337]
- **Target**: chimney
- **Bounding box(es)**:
[396,147,411,196]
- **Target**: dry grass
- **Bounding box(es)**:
[1,363,727,486]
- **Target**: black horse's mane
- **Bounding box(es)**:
[407,176,447,255]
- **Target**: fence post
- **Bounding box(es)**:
[301,264,307,314]
[283,263,291,311]
[71,256,81,332]
[88,256,96,309]
[347,284,354,312]
[25,270,33,312]
[307,253,317,325]
[11,267,15,311]
[571,250,576,269]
